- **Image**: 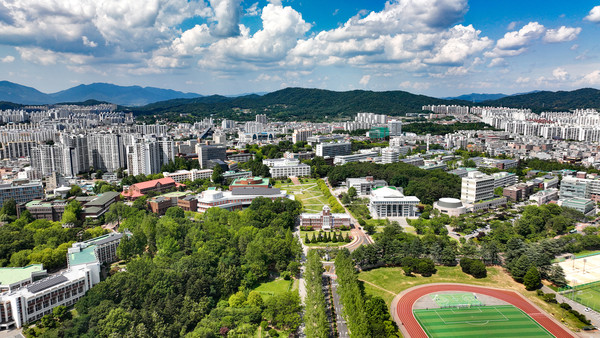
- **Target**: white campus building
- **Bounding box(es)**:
[163,169,213,183]
[263,159,311,178]
[368,186,419,218]
[0,233,123,329]
[461,171,495,203]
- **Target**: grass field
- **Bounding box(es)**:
[275,179,329,212]
[414,305,553,338]
[252,278,293,300]
[299,230,351,247]
[432,293,482,307]
[570,286,600,312]
[358,266,591,331]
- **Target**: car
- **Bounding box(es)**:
[585,307,591,312]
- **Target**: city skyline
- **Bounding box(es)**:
[0,1,599,97]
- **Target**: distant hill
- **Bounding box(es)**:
[444,93,508,102]
[483,88,600,112]
[133,87,471,122]
[0,81,203,106]
[0,81,51,105]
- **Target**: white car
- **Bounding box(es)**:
[585,307,591,312]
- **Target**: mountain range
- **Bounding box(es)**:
[0,81,202,106]
[1,81,599,121]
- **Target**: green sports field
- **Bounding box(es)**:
[413,305,554,337]
[572,286,600,312]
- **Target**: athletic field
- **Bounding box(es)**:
[413,305,554,337]
[570,285,600,312]
[431,293,482,307]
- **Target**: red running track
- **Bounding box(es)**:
[395,284,575,338]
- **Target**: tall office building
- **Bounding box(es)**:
[87,133,125,172]
[196,144,227,169]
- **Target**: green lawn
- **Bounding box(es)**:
[574,250,600,258]
[253,278,293,301]
[572,286,600,312]
[414,305,553,338]
[275,179,329,212]
[300,230,351,247]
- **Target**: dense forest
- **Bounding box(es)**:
[327,161,461,205]
[33,197,304,337]
[131,87,470,123]
[481,88,600,112]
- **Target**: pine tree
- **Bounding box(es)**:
[317,232,323,243]
[311,233,316,243]
[305,234,310,244]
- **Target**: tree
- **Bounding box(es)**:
[494,186,504,196]
[0,198,16,216]
[347,187,357,199]
[523,266,541,290]
[212,165,224,184]
[165,206,185,219]
[61,200,83,226]
[363,223,376,235]
[67,185,83,198]
[263,292,301,330]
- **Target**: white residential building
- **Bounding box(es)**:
[492,172,518,188]
[292,129,312,144]
[381,147,401,164]
[87,133,126,172]
[127,138,176,176]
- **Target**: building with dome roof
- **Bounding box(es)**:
[433,198,467,217]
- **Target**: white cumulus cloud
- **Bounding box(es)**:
[359,75,371,85]
[1,55,14,63]
[584,6,600,23]
[496,22,545,51]
[543,26,581,43]
[552,67,568,80]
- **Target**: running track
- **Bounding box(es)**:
[393,284,575,338]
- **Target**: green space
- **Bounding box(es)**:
[300,230,351,247]
[432,293,482,307]
[574,250,600,258]
[414,305,553,338]
[253,278,294,301]
[275,179,329,212]
[569,286,600,312]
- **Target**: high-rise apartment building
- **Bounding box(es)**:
[292,129,312,144]
[87,133,125,172]
[388,120,402,136]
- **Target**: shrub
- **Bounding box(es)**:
[460,258,487,278]
[542,293,557,304]
[268,328,278,337]
[559,302,572,310]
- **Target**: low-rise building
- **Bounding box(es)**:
[345,176,387,196]
[299,206,351,231]
[121,177,179,199]
[368,186,419,218]
[528,188,559,206]
[0,180,43,206]
[147,192,197,215]
[561,198,596,216]
[196,187,290,213]
[333,151,379,165]
[78,191,120,219]
[502,182,535,202]
[433,198,467,217]
[229,177,270,190]
[18,200,68,222]
[263,159,311,178]
[162,169,212,183]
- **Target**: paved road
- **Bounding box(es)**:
[543,285,600,330]
[329,275,350,337]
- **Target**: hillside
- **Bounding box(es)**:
[133,87,470,122]
[445,93,507,102]
[0,81,50,105]
[483,88,600,112]
[0,81,202,106]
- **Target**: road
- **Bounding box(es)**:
[324,264,350,338]
[324,177,373,252]
[543,285,600,332]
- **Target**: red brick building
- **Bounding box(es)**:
[122,177,179,200]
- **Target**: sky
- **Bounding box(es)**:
[1,0,600,97]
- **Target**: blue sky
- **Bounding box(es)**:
[0,0,599,97]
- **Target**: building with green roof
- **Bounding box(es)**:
[0,265,47,293]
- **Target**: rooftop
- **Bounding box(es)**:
[68,245,97,267]
[85,191,120,207]
[0,264,45,286]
